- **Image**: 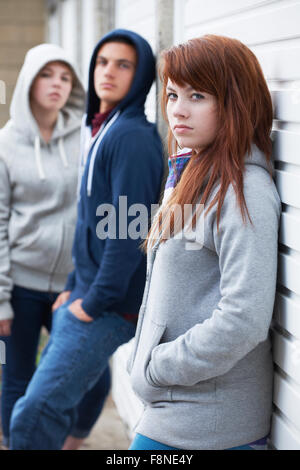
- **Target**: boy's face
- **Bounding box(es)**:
[94,41,137,113]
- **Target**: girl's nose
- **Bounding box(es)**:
[173,100,189,118]
[52,76,63,87]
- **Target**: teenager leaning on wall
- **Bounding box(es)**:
[128,35,281,450]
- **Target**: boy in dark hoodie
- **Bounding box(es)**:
[9,29,164,450]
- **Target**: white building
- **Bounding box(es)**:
[46,0,300,450]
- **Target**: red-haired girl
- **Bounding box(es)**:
[128,35,281,450]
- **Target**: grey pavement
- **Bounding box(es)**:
[79,393,131,450]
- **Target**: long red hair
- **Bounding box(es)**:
[145,35,273,250]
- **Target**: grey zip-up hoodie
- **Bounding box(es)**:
[0,44,85,320]
[128,145,281,449]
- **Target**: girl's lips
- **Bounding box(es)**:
[174,125,193,134]
[174,125,192,129]
[48,93,61,100]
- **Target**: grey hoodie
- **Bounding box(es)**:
[0,44,85,320]
[128,145,281,449]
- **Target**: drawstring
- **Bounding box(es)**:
[77,115,91,198]
[87,110,121,197]
[58,137,68,168]
[34,136,45,180]
[34,136,69,180]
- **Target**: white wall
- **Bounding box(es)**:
[47,6,61,45]
[115,0,156,49]
[81,0,97,87]
[60,0,78,64]
[114,0,157,122]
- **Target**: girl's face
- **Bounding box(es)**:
[166,79,219,151]
[30,61,73,113]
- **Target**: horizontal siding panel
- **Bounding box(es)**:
[270,412,300,449]
[278,253,300,296]
[254,45,300,80]
[273,372,300,431]
[279,212,300,252]
[184,0,276,25]
[185,1,300,45]
[271,90,300,123]
[273,129,300,165]
[272,330,300,385]
[275,170,300,208]
[274,292,300,340]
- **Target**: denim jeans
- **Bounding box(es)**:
[9,301,136,450]
[0,286,111,447]
[0,285,56,444]
[129,434,268,450]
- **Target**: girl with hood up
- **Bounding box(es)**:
[0,44,85,447]
[128,36,281,450]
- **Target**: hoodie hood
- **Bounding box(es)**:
[86,29,156,125]
[10,43,85,142]
[162,144,273,206]
[167,144,273,180]
[244,143,274,176]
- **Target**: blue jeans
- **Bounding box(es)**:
[129,434,179,450]
[9,301,136,449]
[129,434,266,450]
[0,286,56,444]
[0,286,111,446]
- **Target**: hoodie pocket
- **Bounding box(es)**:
[130,319,171,404]
[10,223,72,275]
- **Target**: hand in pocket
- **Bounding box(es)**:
[68,299,94,323]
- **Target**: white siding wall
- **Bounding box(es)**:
[81,0,97,87]
[173,0,300,451]
[114,0,157,122]
[60,0,78,64]
[47,7,61,45]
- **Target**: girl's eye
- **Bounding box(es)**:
[192,93,205,100]
[120,62,130,69]
[62,76,71,82]
[40,72,51,78]
[167,92,177,100]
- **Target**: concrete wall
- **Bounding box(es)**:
[0,0,46,128]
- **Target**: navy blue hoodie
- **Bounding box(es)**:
[65,29,164,320]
